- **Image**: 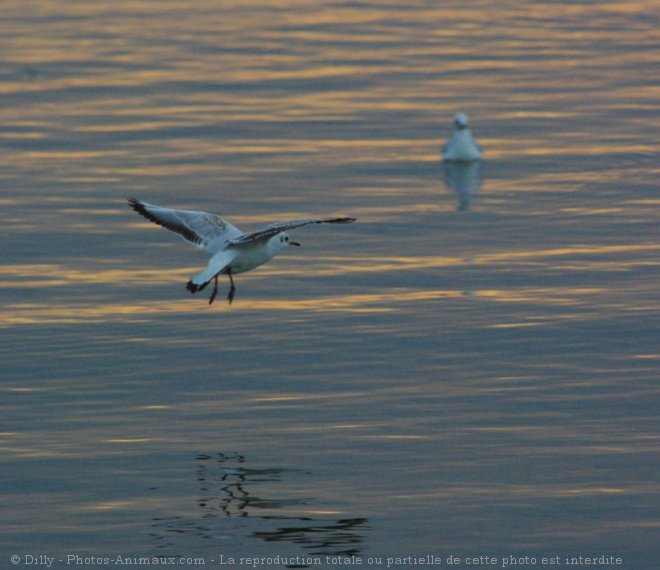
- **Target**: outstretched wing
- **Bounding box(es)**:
[230,217,356,246]
[127,198,243,251]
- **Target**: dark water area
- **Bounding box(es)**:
[1,1,658,569]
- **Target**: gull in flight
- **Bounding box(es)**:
[127,198,356,305]
[442,112,482,162]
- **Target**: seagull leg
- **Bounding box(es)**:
[209,275,219,305]
[227,269,236,305]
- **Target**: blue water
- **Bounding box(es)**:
[1,1,658,569]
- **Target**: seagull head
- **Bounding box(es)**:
[278,232,301,248]
[454,112,470,130]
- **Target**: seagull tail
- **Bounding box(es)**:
[186,278,209,294]
[185,250,236,295]
[186,268,217,294]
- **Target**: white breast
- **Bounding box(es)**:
[443,129,482,162]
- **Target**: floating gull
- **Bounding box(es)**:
[442,112,482,162]
[128,198,356,305]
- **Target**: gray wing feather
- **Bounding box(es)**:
[230,217,356,245]
[128,198,243,251]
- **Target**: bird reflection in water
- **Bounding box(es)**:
[442,160,484,211]
[150,452,368,561]
[252,517,368,557]
[197,452,306,517]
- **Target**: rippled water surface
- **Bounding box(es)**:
[1,1,658,569]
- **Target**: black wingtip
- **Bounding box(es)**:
[127,197,144,213]
[319,217,356,224]
[127,197,160,226]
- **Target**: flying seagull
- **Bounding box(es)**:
[127,198,356,305]
[442,112,482,162]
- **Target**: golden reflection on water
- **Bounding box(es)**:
[2,268,658,327]
[78,501,137,512]
[106,438,161,444]
[4,243,658,283]
[3,285,648,328]
[2,234,657,326]
[390,484,638,503]
[1,0,657,178]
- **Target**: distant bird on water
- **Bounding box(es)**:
[127,198,356,305]
[442,112,482,162]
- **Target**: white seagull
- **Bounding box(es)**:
[442,112,482,162]
[127,198,356,305]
